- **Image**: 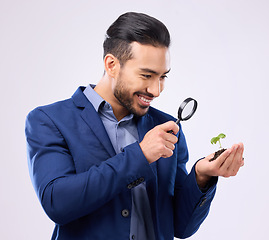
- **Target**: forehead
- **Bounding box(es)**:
[127,42,170,72]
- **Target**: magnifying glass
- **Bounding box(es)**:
[168,97,198,134]
[175,97,198,125]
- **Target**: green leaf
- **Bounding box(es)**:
[217,133,226,139]
[211,137,219,145]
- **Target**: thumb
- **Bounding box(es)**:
[160,121,179,135]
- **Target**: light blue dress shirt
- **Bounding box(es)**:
[83,85,155,240]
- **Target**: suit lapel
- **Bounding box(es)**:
[137,114,153,142]
[81,107,116,157]
[72,87,116,157]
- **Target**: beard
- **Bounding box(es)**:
[113,76,149,117]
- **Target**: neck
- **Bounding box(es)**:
[94,75,129,121]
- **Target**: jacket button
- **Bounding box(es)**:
[127,184,133,189]
[134,179,140,186]
[121,209,129,217]
[138,177,144,183]
[134,177,144,187]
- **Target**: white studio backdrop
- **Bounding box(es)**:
[1,0,268,239]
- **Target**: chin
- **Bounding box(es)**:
[132,106,150,117]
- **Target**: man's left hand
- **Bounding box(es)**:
[195,143,244,188]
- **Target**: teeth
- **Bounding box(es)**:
[139,96,151,103]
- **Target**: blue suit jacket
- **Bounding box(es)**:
[25,87,217,240]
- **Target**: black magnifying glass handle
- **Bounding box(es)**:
[175,119,180,125]
[168,97,198,134]
[168,119,180,134]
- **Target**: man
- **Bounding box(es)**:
[25,12,244,240]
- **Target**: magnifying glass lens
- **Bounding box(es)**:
[181,101,195,120]
[178,98,198,122]
[168,97,197,134]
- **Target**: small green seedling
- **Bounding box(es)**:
[211,133,226,149]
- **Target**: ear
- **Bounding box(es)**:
[104,54,120,78]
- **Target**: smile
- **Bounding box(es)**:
[137,94,153,106]
[139,96,151,103]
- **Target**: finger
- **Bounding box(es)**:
[164,141,175,151]
[160,121,179,135]
[220,144,239,170]
[214,148,232,168]
[234,143,244,167]
[227,143,244,175]
[161,145,174,158]
[164,132,178,144]
[239,142,244,161]
[205,153,215,162]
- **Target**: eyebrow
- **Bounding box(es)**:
[139,68,171,75]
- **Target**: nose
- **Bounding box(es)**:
[147,80,160,97]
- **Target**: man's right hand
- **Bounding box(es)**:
[139,121,179,164]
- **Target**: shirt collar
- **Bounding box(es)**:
[83,84,135,123]
[83,84,105,112]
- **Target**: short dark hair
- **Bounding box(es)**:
[103,12,170,65]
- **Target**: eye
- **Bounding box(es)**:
[160,75,168,80]
[141,74,152,79]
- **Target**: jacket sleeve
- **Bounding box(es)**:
[25,108,155,225]
[173,127,218,239]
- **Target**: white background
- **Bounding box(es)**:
[1,0,268,239]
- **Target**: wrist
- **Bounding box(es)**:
[139,142,154,164]
[195,164,212,189]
